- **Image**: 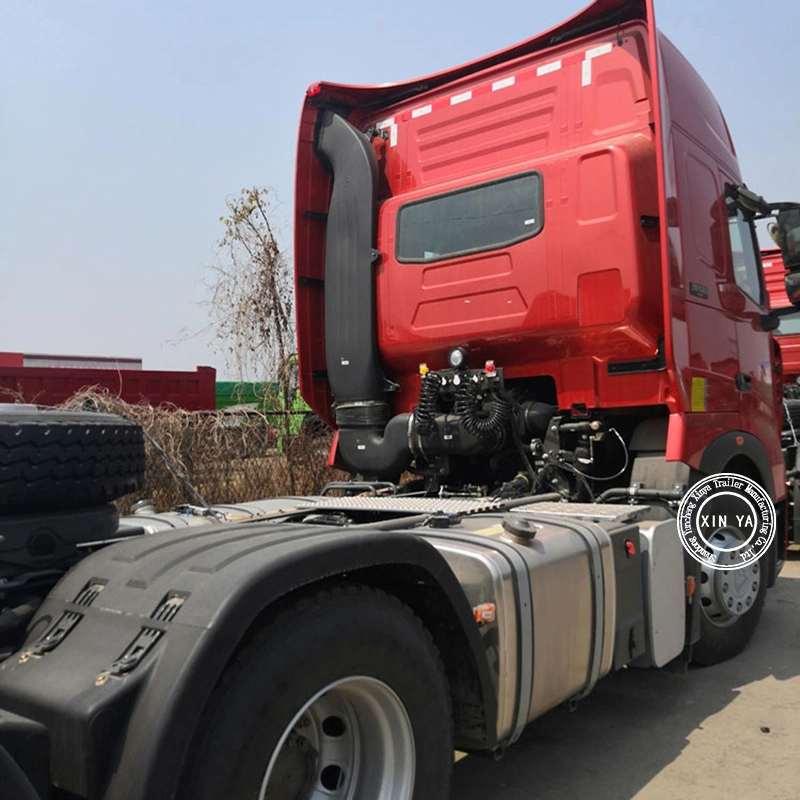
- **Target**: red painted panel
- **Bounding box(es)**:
[578,269,624,326]
[0,353,24,368]
[369,26,662,411]
[763,247,800,384]
[0,366,216,410]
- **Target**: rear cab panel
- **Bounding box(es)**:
[294,1,667,427]
[369,23,663,416]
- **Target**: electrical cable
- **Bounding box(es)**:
[582,427,629,483]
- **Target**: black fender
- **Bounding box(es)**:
[0,521,494,800]
[697,430,775,499]
[698,430,779,586]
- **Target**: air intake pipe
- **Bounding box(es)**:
[315,110,411,479]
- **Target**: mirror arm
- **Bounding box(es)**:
[767,201,800,214]
[726,184,770,215]
[770,306,797,318]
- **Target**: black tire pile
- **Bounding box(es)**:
[0,408,145,513]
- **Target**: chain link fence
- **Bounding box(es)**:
[60,389,345,513]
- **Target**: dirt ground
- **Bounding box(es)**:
[452,551,800,800]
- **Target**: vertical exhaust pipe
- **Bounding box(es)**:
[315,110,411,479]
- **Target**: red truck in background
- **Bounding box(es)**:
[763,247,800,542]
[0,352,216,411]
[2,1,800,798]
[764,248,800,386]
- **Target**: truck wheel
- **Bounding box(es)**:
[0,408,145,513]
[180,585,453,800]
[693,526,767,665]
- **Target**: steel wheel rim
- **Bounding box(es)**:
[259,676,415,800]
[699,527,761,628]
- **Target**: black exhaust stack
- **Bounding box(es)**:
[315,110,411,479]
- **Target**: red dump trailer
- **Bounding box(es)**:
[0,353,216,411]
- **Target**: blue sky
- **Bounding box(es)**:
[2,0,798,379]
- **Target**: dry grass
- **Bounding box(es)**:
[60,388,345,513]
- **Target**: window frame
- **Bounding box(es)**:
[395,170,545,265]
[725,201,767,309]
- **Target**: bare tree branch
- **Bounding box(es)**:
[206,187,294,388]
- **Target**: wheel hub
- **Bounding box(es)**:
[699,527,761,627]
[260,676,415,800]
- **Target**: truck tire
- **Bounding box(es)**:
[179,584,453,800]
[0,408,145,513]
[693,554,766,665]
[692,483,768,666]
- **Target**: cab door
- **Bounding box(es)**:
[723,196,776,446]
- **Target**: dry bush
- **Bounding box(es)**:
[59,388,345,513]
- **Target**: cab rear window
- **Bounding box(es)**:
[396,172,543,263]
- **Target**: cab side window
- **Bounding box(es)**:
[727,208,763,306]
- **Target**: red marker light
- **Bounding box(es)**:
[307,82,322,97]
[625,540,636,557]
[485,360,496,374]
[473,602,496,624]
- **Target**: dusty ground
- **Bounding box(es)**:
[452,551,800,800]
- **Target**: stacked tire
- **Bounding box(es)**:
[0,407,145,513]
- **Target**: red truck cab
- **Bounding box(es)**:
[295,0,789,517]
[764,247,800,388]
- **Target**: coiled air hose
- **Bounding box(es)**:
[413,372,440,435]
[454,381,511,437]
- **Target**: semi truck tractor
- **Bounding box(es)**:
[763,247,800,543]
[3,0,800,797]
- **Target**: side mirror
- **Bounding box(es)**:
[759,313,780,332]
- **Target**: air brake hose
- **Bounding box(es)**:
[413,372,440,435]
[454,381,511,437]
